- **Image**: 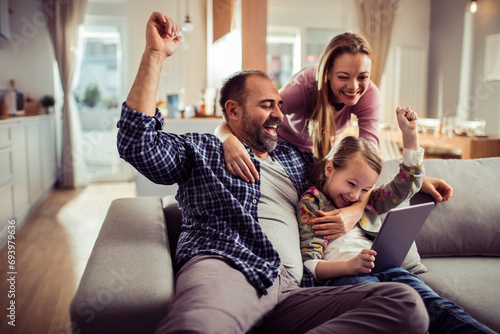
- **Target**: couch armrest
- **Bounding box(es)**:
[70,197,174,334]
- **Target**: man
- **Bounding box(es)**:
[117,12,429,333]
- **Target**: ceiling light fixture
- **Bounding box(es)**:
[470,0,477,14]
[182,0,194,33]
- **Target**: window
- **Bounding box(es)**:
[74,26,121,112]
[266,27,342,89]
[73,25,130,182]
[266,28,301,89]
[305,28,342,66]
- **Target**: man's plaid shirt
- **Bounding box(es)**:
[117,103,315,294]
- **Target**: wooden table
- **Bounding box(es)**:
[392,131,500,159]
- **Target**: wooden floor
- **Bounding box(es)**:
[0,182,135,334]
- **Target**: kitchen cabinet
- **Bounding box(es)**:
[11,122,30,219]
[0,115,57,248]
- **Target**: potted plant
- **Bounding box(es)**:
[82,83,101,108]
[40,95,55,113]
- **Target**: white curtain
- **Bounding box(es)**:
[355,0,400,87]
[42,0,87,188]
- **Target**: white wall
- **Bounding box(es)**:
[0,0,54,98]
[469,0,500,134]
[268,0,346,29]
[428,0,500,135]
[268,0,347,72]
[126,0,206,109]
[380,0,430,123]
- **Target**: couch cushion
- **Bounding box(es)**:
[380,158,500,257]
[419,257,500,333]
[401,241,427,274]
[162,195,183,264]
[70,197,174,334]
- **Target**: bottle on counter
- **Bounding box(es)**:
[5,79,17,116]
[196,92,206,117]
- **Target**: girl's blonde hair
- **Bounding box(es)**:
[309,136,382,191]
[309,33,373,160]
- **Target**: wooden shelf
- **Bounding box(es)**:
[392,130,500,159]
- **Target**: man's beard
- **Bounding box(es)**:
[241,109,280,153]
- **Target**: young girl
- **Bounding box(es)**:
[297,107,494,334]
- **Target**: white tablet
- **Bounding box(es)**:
[371,202,435,273]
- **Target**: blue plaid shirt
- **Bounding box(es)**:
[117,104,315,294]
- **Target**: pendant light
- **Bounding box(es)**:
[470,0,477,14]
[182,0,194,33]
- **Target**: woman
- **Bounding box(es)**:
[215,32,452,238]
[279,33,379,158]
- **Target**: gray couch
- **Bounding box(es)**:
[70,158,500,333]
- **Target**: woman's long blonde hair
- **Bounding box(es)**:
[309,33,373,160]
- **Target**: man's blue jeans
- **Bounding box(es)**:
[323,266,495,334]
